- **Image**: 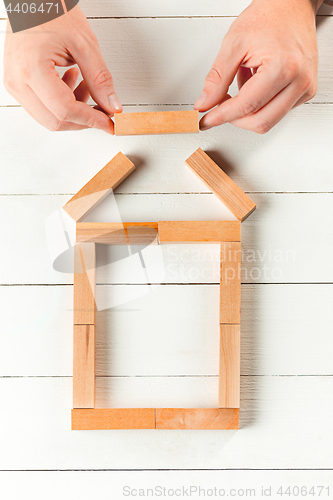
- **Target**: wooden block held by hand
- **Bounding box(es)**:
[219,324,240,408]
[114,110,199,136]
[73,325,95,409]
[220,242,241,324]
[74,242,96,325]
[63,152,135,222]
[186,148,256,221]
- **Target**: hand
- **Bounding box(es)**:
[194,0,324,134]
[3,4,122,133]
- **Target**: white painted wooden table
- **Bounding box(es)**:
[1,1,333,497]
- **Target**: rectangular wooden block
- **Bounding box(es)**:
[186,148,256,221]
[71,408,156,430]
[220,242,241,324]
[63,152,135,222]
[74,243,96,325]
[158,221,241,244]
[155,408,239,430]
[76,222,158,245]
[114,110,199,136]
[73,325,95,409]
[219,324,240,409]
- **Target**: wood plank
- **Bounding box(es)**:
[219,324,240,408]
[76,222,158,245]
[1,18,333,108]
[186,148,256,221]
[3,193,333,285]
[220,242,241,323]
[71,408,156,430]
[74,243,96,325]
[3,284,333,378]
[78,0,253,17]
[62,152,135,222]
[73,325,95,409]
[2,470,333,499]
[3,1,329,19]
[114,110,199,136]
[2,106,333,196]
[2,377,333,468]
[158,221,241,243]
[155,408,239,430]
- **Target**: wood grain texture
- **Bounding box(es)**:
[219,325,240,409]
[74,243,96,325]
[76,222,158,245]
[186,148,256,221]
[3,377,333,468]
[62,152,135,222]
[73,325,95,409]
[76,0,333,17]
[114,110,199,135]
[71,408,156,430]
[220,242,241,324]
[155,408,239,430]
[158,221,241,243]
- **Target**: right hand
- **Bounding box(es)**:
[3,4,122,133]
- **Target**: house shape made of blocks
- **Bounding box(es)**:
[63,147,256,431]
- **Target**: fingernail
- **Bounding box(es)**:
[108,93,122,111]
[194,90,207,109]
[199,117,212,131]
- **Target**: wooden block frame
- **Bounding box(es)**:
[72,221,241,430]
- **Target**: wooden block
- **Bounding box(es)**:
[158,221,241,244]
[74,243,96,325]
[73,325,95,409]
[220,242,241,323]
[186,148,256,221]
[219,324,240,409]
[114,110,199,136]
[71,408,156,430]
[155,408,239,430]
[63,152,135,222]
[76,222,158,245]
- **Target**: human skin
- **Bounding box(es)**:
[3,4,122,133]
[3,0,325,134]
[194,0,325,134]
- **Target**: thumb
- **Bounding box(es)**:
[75,46,122,115]
[194,45,243,113]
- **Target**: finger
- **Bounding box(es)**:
[199,94,231,131]
[237,66,253,90]
[194,39,244,112]
[200,64,289,130]
[74,79,90,103]
[62,67,80,91]
[28,63,114,134]
[228,82,301,134]
[199,62,291,130]
[71,37,123,115]
[17,84,88,131]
